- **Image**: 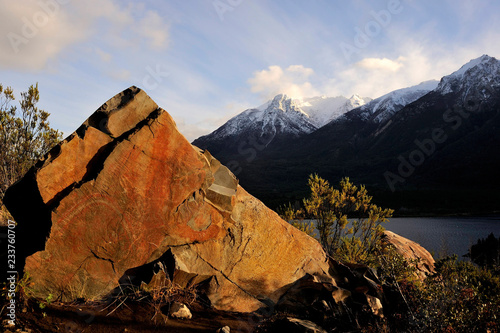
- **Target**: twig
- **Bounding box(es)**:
[106,296,128,316]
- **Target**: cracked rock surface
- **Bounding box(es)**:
[4,87,332,312]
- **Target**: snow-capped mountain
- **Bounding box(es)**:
[202,94,317,142]
[437,54,500,96]
[192,93,371,160]
[345,55,500,125]
[334,80,439,124]
[195,93,371,145]
[297,94,372,127]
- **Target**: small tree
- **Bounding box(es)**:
[0,83,61,221]
[302,174,393,264]
[465,233,500,273]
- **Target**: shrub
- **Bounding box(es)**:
[395,255,500,332]
[283,174,393,265]
[0,83,61,222]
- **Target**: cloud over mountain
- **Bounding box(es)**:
[248,64,319,100]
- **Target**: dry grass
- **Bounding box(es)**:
[102,274,198,324]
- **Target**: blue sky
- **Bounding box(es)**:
[1,0,499,140]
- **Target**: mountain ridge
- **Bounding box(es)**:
[193,55,500,214]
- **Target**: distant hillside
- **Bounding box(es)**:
[194,55,500,215]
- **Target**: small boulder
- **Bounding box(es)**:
[169,302,192,319]
[365,294,384,318]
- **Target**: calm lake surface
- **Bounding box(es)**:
[384,216,500,258]
[304,216,500,258]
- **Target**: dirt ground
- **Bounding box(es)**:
[1,299,263,333]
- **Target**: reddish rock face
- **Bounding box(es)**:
[4,87,332,312]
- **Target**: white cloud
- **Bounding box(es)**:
[247,30,500,102]
[247,65,319,99]
[287,64,315,76]
[134,10,169,50]
[0,0,170,71]
[327,52,437,98]
[355,57,404,71]
[324,32,500,99]
[0,0,87,71]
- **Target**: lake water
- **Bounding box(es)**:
[303,216,500,259]
[384,216,500,258]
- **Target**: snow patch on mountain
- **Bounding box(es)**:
[348,80,439,123]
[437,55,500,95]
[298,95,372,127]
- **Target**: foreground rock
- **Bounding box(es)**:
[3,87,332,313]
[382,230,435,280]
[169,302,192,319]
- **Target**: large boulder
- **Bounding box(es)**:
[382,230,435,280]
[3,87,332,312]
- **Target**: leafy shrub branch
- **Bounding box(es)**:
[0,83,61,221]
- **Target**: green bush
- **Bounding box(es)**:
[396,255,500,332]
[0,83,61,221]
[281,174,393,265]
